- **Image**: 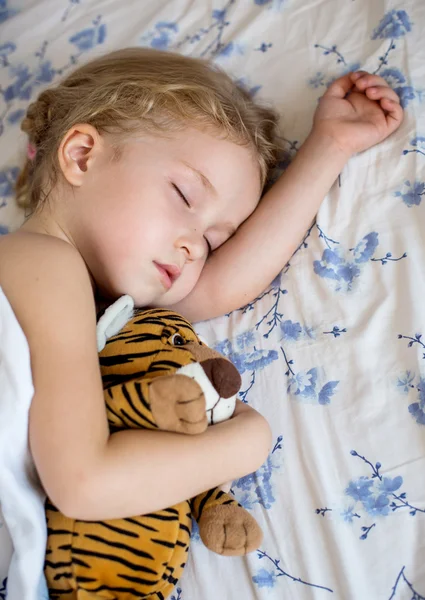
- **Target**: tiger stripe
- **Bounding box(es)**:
[45,308,236,600]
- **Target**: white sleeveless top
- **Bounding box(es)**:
[0,287,48,599]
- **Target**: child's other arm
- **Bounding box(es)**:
[172,72,403,322]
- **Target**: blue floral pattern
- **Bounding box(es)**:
[309,10,420,108]
[0,15,107,139]
[1,1,424,598]
[396,371,425,426]
[233,436,283,510]
[252,550,333,593]
[316,450,425,541]
[313,230,407,291]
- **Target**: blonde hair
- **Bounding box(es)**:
[16,47,280,209]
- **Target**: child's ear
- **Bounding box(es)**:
[58,124,103,186]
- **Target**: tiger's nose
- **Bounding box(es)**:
[201,358,241,398]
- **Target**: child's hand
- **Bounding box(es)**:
[313,71,403,156]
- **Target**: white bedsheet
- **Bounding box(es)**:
[1,1,424,598]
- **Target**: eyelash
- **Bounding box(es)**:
[172,183,190,208]
[204,238,212,255]
[172,183,212,255]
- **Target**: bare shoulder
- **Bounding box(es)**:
[0,231,96,341]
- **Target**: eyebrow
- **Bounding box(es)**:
[180,160,217,196]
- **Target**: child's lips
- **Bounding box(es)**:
[154,262,181,290]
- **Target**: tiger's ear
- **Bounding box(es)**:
[97,295,135,352]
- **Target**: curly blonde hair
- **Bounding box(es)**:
[16,47,280,209]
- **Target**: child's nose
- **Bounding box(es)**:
[177,232,205,262]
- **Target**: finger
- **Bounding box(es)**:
[365,85,400,104]
[324,72,356,99]
[380,97,404,129]
[350,70,369,82]
[353,73,392,90]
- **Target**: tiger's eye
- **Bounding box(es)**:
[171,333,185,346]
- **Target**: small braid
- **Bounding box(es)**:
[16,91,56,208]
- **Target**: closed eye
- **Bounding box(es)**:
[172,183,191,207]
[204,237,212,256]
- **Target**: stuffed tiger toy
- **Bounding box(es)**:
[45,297,263,599]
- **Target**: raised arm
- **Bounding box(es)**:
[172,71,403,322]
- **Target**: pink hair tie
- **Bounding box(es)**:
[27,142,37,161]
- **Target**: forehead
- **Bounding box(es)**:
[127,127,262,198]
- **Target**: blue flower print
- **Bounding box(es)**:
[280,320,302,341]
[397,370,415,393]
[313,249,361,290]
[211,8,227,21]
[379,476,403,494]
[3,64,32,102]
[280,318,316,343]
[214,333,278,375]
[351,232,379,263]
[282,336,339,406]
[380,67,406,86]
[337,262,361,284]
[0,578,6,600]
[394,85,416,109]
[233,436,283,510]
[152,22,179,50]
[409,402,425,426]
[7,108,25,125]
[149,2,236,59]
[69,17,106,52]
[235,330,256,352]
[0,167,19,198]
[0,0,17,24]
[252,568,276,588]
[346,477,374,502]
[314,231,404,291]
[288,367,317,397]
[309,71,327,89]
[318,249,342,269]
[0,225,9,236]
[362,493,390,517]
[318,451,424,541]
[240,348,279,372]
[318,381,339,405]
[341,506,360,523]
[395,180,425,207]
[371,10,412,40]
[408,378,425,425]
[395,372,425,426]
[0,41,16,66]
[214,338,233,358]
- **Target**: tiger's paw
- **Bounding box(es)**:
[149,373,208,434]
[198,504,263,556]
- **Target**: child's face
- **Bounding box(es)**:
[71,127,262,307]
